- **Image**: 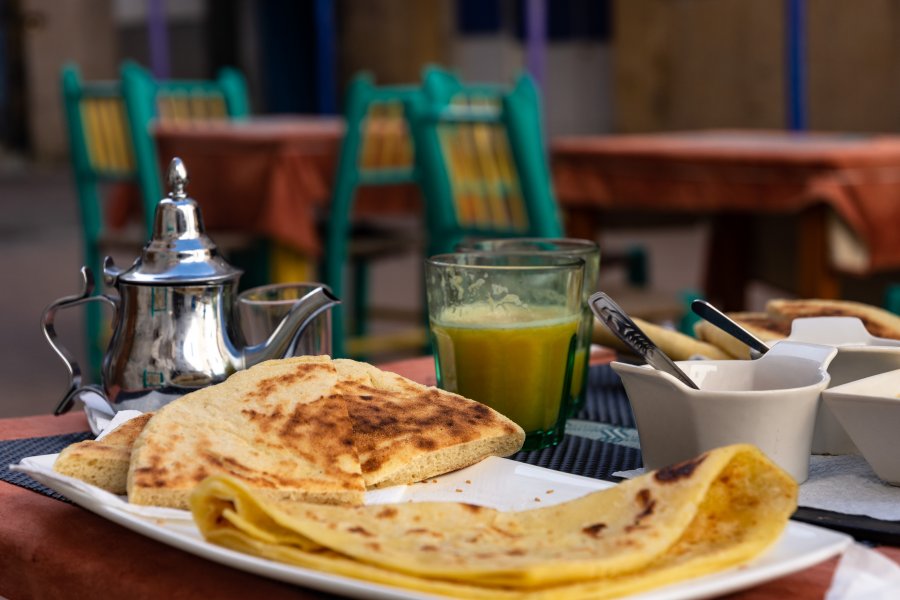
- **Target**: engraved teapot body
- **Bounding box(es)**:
[42,158,338,415]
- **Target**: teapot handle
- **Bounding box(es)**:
[41,267,118,415]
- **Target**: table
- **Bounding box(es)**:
[552,130,900,308]
[2,355,899,599]
[153,115,420,258]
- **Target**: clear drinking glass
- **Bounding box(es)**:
[462,238,600,416]
[237,282,333,356]
[425,253,585,451]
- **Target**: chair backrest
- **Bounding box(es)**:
[409,70,564,256]
[323,73,424,357]
[120,60,251,236]
[333,72,420,190]
[61,65,136,254]
[60,64,140,376]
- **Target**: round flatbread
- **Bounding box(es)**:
[127,356,366,509]
[767,298,900,340]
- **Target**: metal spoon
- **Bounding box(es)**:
[691,299,769,358]
[589,292,699,389]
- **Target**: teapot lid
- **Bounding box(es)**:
[116,158,242,285]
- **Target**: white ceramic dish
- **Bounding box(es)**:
[785,317,900,455]
[11,453,851,600]
[823,369,900,486]
[613,342,836,482]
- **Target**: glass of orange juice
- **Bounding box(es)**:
[461,238,600,417]
[425,253,584,451]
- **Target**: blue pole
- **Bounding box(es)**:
[525,0,546,93]
[786,0,807,131]
[148,0,170,79]
[314,0,337,114]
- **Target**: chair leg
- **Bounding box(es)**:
[353,261,370,338]
[885,284,900,315]
[626,246,649,287]
[231,239,272,291]
[678,288,704,335]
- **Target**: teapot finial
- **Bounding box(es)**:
[167,157,189,199]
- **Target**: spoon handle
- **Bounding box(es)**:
[691,299,770,356]
[589,292,699,389]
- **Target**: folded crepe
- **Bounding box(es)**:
[124,356,524,509]
[191,444,797,599]
[53,413,154,494]
[767,298,900,340]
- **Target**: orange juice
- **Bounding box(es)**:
[570,345,587,402]
[430,304,578,450]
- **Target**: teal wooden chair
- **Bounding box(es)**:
[60,64,142,376]
[119,60,250,238]
[323,73,427,358]
[120,61,271,287]
[418,68,687,326]
[409,71,565,258]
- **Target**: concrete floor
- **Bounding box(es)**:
[0,160,716,419]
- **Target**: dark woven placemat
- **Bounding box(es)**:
[574,363,636,428]
[513,435,641,480]
[4,365,638,502]
[512,364,642,479]
[2,431,94,502]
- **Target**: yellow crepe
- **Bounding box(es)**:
[191,444,797,599]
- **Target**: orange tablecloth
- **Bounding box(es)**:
[153,115,420,257]
[2,354,899,599]
[552,130,900,305]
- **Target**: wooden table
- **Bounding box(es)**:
[552,130,900,309]
[2,354,899,599]
[153,115,420,258]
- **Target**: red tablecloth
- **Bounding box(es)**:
[153,115,421,258]
[552,130,900,305]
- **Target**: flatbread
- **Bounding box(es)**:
[693,312,789,359]
[191,443,797,599]
[767,298,900,340]
[592,316,731,360]
[78,356,525,509]
[127,356,366,509]
[332,359,525,488]
[53,413,154,494]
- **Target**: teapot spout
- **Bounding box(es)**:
[240,286,340,368]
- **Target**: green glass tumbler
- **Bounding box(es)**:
[425,252,584,451]
[463,238,600,416]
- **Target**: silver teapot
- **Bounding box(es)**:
[42,158,339,415]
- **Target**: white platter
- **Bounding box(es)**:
[11,454,852,600]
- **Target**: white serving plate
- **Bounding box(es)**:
[12,453,851,600]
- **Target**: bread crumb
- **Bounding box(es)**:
[546,490,554,494]
[534,497,541,502]
[455,488,463,493]
[465,480,472,484]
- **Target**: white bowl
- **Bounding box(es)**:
[784,317,900,455]
[613,342,836,483]
[823,369,900,486]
